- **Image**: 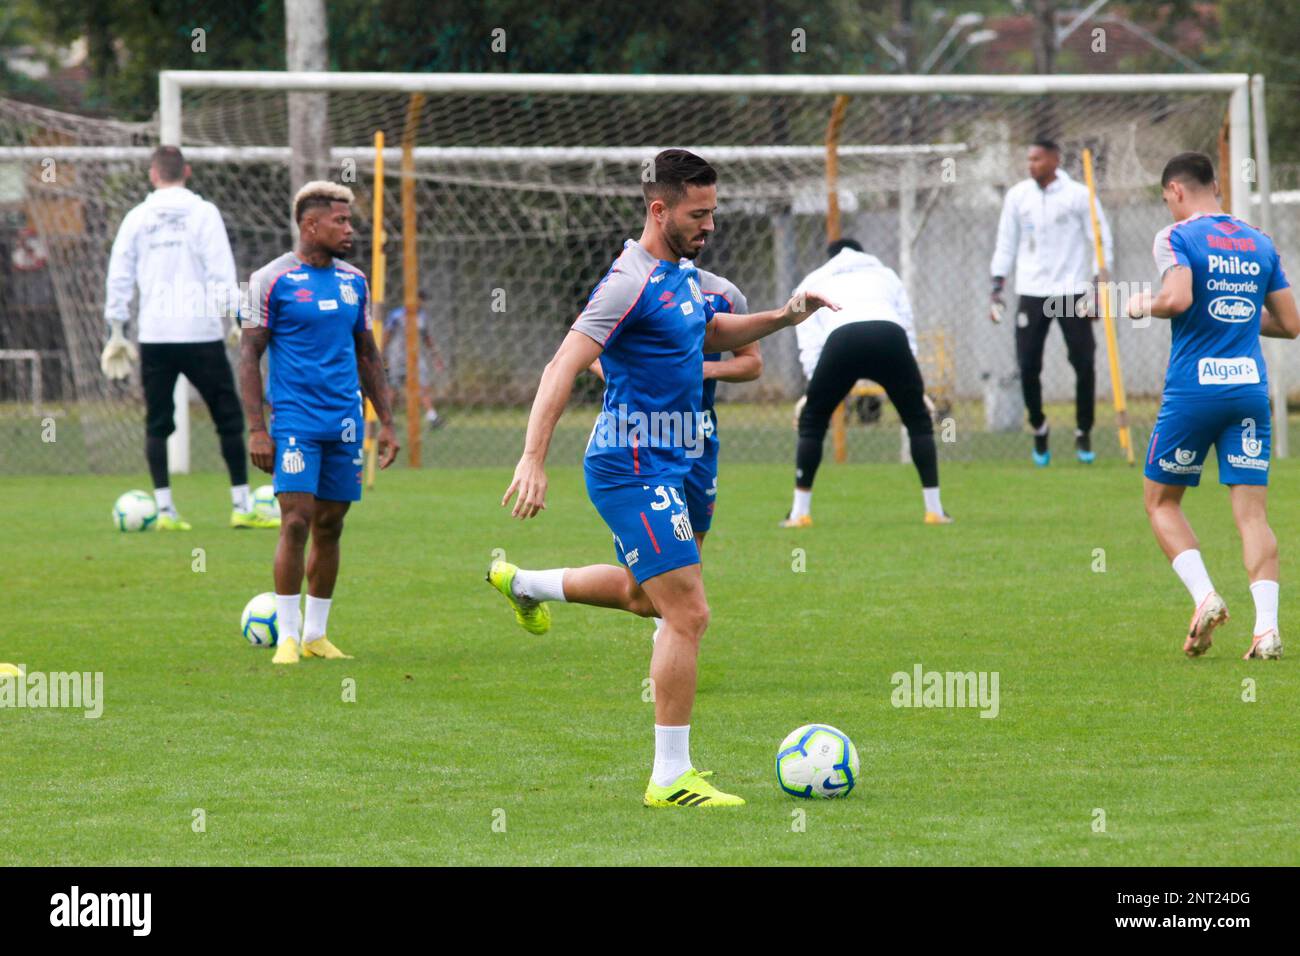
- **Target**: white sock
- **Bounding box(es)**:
[425,409,438,421]
[652,616,664,643]
[511,568,567,603]
[652,724,692,786]
[154,487,174,515]
[1171,549,1215,606]
[303,595,332,642]
[1250,580,1279,635]
[274,593,302,643]
[791,488,812,519]
[231,483,251,511]
[923,486,943,515]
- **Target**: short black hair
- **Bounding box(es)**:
[1161,151,1216,189]
[827,238,863,257]
[151,146,186,182]
[1031,138,1060,154]
[643,149,717,208]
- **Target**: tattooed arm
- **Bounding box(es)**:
[239,327,275,473]
[356,330,400,468]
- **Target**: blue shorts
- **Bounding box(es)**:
[272,434,364,501]
[585,472,700,584]
[1144,392,1271,487]
[683,444,719,533]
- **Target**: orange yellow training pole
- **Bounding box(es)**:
[1082,148,1133,464]
[365,130,386,489]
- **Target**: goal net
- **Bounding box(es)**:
[1,73,1277,475]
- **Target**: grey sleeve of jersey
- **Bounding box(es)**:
[571,267,647,346]
[1152,224,1185,277]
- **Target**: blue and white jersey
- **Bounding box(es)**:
[695,268,748,453]
[246,252,372,438]
[572,240,713,483]
[1152,213,1288,401]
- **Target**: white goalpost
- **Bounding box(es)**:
[0,70,1279,473]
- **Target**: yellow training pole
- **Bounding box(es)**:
[1082,148,1133,464]
[365,130,386,488]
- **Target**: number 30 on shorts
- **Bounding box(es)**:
[649,485,685,511]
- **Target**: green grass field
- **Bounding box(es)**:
[1,458,1297,866]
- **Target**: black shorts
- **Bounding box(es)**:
[141,340,243,439]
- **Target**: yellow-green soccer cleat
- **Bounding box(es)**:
[486,559,551,635]
[301,636,353,659]
[271,638,300,665]
[644,769,745,808]
[230,508,281,530]
[155,513,192,531]
[778,514,812,529]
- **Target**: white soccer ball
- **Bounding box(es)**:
[240,592,279,647]
[775,723,860,799]
[113,490,158,532]
[252,484,280,519]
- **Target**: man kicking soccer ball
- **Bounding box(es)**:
[490,149,836,807]
[239,181,399,665]
[1127,152,1298,660]
[590,267,761,643]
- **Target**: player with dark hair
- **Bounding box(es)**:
[487,149,837,807]
[102,146,272,529]
[1127,151,1299,660]
[782,238,950,527]
[240,181,399,665]
[991,138,1113,466]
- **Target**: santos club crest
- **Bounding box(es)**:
[687,276,703,304]
[339,283,359,306]
[671,510,694,542]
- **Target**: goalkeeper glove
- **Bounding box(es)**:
[100,320,137,381]
[226,321,242,348]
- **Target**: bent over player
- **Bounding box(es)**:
[1127,152,1298,660]
[240,182,399,665]
[488,149,835,807]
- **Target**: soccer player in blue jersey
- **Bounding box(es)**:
[488,149,836,807]
[590,269,761,642]
[239,182,399,665]
[1127,153,1298,660]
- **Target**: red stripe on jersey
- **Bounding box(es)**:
[640,511,661,554]
[632,435,640,475]
[1148,431,1158,465]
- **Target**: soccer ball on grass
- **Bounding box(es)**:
[775,723,860,798]
[241,592,279,647]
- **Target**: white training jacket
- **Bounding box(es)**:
[104,186,239,343]
[989,168,1114,298]
[792,248,917,380]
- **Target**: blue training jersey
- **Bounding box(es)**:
[572,240,714,483]
[246,252,371,438]
[695,269,749,452]
[1152,213,1288,401]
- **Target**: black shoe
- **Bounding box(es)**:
[1075,430,1095,464]
[1032,425,1050,467]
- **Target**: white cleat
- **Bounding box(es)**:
[1184,591,1228,658]
[1244,629,1283,660]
